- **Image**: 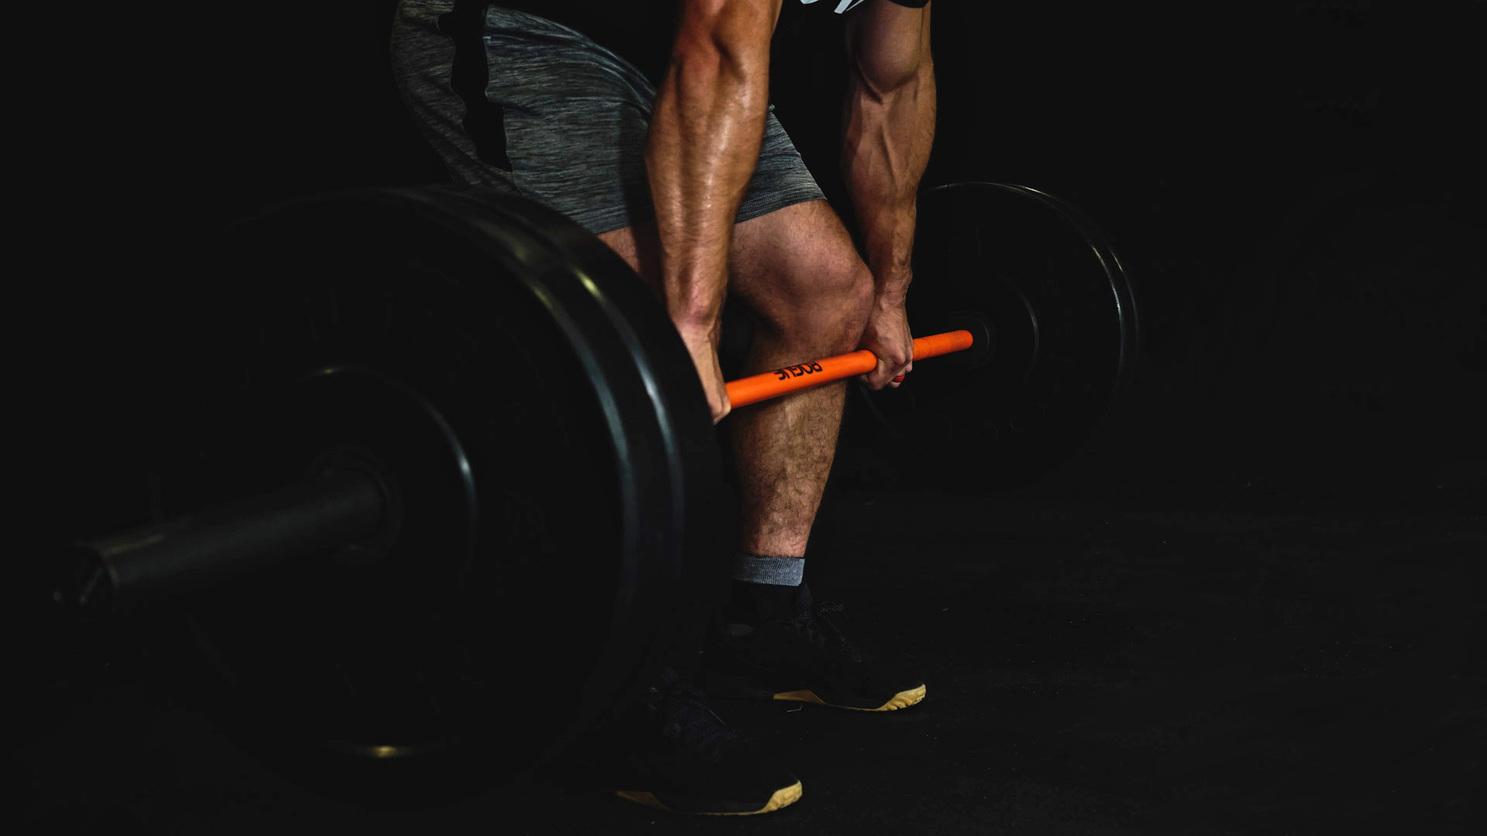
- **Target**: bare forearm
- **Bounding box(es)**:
[646,8,774,331]
[842,39,935,298]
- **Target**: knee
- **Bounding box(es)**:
[762,258,875,353]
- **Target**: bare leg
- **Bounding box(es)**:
[723,202,873,556]
[600,200,873,558]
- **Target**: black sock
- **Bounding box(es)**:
[725,579,813,628]
[723,553,811,628]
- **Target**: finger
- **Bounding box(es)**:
[861,360,897,391]
[886,357,913,388]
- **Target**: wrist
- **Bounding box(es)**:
[664,274,728,339]
[873,275,911,306]
[670,308,723,343]
[864,248,913,293]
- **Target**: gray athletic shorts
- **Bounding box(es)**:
[390,2,826,235]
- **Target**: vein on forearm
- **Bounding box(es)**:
[842,25,935,296]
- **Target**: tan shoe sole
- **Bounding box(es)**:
[772,683,927,712]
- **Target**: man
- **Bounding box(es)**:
[391,0,935,815]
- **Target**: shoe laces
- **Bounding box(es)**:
[647,670,738,761]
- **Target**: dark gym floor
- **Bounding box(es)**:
[18,470,1484,835]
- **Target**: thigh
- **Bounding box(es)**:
[601,199,870,351]
[597,198,857,277]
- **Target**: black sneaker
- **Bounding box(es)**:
[704,600,927,712]
[594,667,802,815]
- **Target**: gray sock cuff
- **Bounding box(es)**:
[731,553,805,586]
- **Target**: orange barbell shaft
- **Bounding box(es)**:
[725,330,974,409]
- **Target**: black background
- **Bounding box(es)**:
[13,2,1485,833]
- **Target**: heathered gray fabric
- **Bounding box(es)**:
[390,2,825,234]
[731,553,807,587]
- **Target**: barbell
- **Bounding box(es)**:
[49,181,1137,785]
[727,329,974,407]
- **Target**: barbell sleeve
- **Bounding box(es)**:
[57,468,388,614]
[725,329,975,409]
